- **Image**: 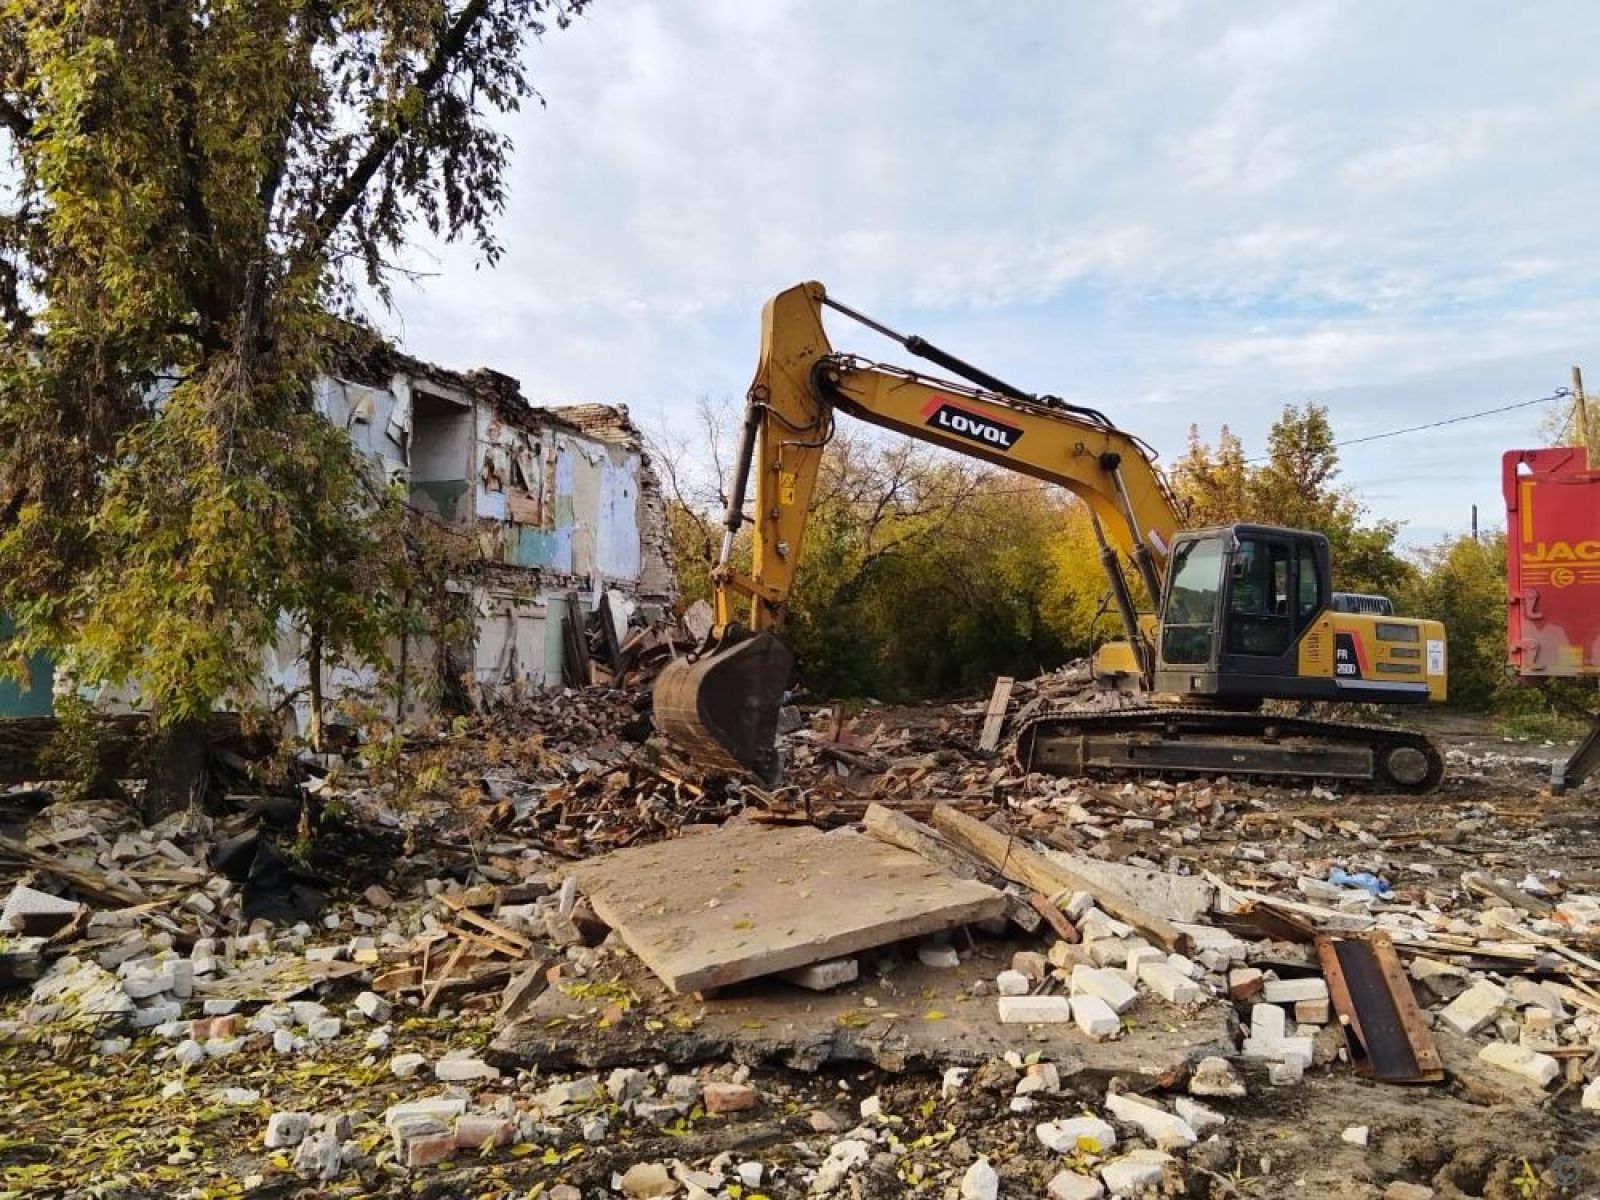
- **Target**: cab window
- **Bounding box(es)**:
[1227,536,1292,655]
[1160,536,1225,665]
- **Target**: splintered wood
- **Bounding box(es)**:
[567,822,1005,994]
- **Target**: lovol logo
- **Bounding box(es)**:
[920,397,1024,450]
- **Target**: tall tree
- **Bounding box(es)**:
[1173,403,1410,597]
[0,2,586,731]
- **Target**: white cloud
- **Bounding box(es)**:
[380,0,1600,543]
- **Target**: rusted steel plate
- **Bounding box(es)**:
[1317,930,1443,1084]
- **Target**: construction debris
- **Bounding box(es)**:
[3,667,1600,1195]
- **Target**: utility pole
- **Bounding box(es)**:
[1573,365,1591,449]
[1471,503,1479,543]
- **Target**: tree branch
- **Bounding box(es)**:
[294,0,491,269]
[0,95,31,143]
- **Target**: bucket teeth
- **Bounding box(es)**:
[651,632,793,783]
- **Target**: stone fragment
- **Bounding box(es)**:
[1173,1096,1224,1133]
[292,1129,343,1180]
[1477,1041,1559,1087]
[1105,1092,1196,1150]
[1071,994,1122,1039]
[918,943,961,970]
[434,1055,499,1082]
[1099,1149,1173,1197]
[1342,1125,1369,1146]
[1439,980,1509,1036]
[619,1162,676,1198]
[1037,1116,1118,1154]
[306,1017,342,1040]
[1013,950,1048,980]
[354,991,391,1022]
[1048,1170,1106,1200]
[961,1158,999,1200]
[941,1067,969,1098]
[998,994,1073,1023]
[265,1112,311,1148]
[1071,965,1138,1013]
[1582,1077,1600,1111]
[1383,1184,1436,1200]
[1188,1056,1246,1098]
[607,1067,648,1102]
[173,1039,205,1069]
[703,1082,760,1114]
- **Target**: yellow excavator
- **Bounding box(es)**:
[654,282,1448,792]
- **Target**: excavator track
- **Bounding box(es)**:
[1011,703,1444,794]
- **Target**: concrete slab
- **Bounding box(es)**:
[566,823,1005,994]
[490,944,1232,1082]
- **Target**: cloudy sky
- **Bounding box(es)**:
[389,1,1600,547]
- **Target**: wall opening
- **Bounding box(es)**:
[409,390,473,523]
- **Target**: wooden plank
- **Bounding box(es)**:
[437,895,535,952]
[977,676,1015,753]
[863,802,1040,933]
[929,804,1191,955]
[567,823,1005,995]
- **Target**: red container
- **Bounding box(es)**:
[1503,447,1600,678]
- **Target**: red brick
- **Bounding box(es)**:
[703,1082,760,1114]
[403,1132,455,1167]
[453,1115,514,1149]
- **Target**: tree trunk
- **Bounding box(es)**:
[307,625,325,752]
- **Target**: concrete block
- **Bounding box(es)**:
[1439,980,1509,1036]
[1478,1041,1559,1088]
[781,958,860,990]
[998,995,1074,1023]
[1105,1092,1196,1150]
[1071,994,1122,1039]
[1262,976,1328,1004]
[1138,961,1201,1005]
[1071,964,1139,1014]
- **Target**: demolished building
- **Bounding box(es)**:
[0,338,677,730]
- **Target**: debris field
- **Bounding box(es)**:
[3,667,1599,1199]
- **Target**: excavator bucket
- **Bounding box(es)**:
[651,631,794,784]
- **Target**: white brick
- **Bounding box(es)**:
[1124,945,1165,975]
[996,969,1031,996]
[1262,976,1328,1004]
[1241,1034,1315,1069]
[1440,980,1509,1036]
[1295,997,1331,1025]
[1138,961,1201,1005]
[1164,953,1202,979]
[1478,1041,1559,1088]
[1071,965,1139,1014]
[1104,1092,1196,1150]
[998,995,1074,1024]
[1250,1003,1287,1040]
[1582,1077,1600,1111]
[781,959,859,990]
[1071,994,1122,1039]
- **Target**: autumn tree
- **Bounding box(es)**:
[0,2,586,763]
[1173,403,1410,597]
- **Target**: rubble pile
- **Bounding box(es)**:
[2,667,1598,1195]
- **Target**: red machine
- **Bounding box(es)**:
[1503,446,1600,791]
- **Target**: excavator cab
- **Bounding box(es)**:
[1154,524,1333,704]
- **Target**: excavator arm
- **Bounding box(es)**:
[655,281,1184,780]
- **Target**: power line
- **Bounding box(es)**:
[1244,389,1570,462]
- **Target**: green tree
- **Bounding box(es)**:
[0,2,586,746]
